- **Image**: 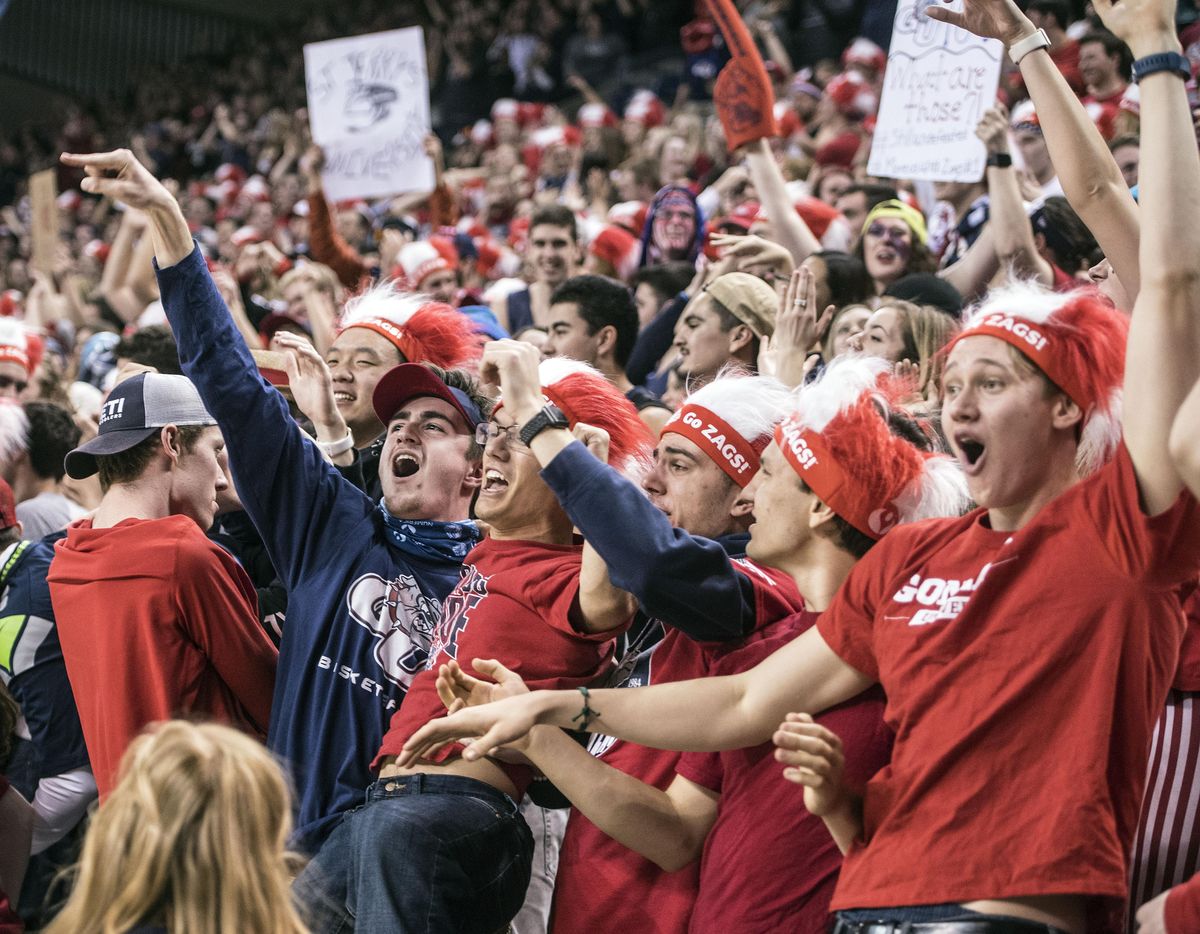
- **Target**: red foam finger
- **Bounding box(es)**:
[707,0,779,150]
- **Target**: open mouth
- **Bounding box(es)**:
[333,391,355,404]
[482,468,509,494]
[392,453,420,479]
[955,435,986,474]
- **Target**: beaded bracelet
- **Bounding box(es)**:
[571,686,600,731]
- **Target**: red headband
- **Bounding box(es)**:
[775,417,897,540]
[953,313,1088,410]
[0,345,30,374]
[343,317,422,365]
[662,404,763,487]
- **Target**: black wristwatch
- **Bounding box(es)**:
[1132,51,1191,83]
[986,151,1013,169]
[519,404,570,446]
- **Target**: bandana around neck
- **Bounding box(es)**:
[377,501,481,564]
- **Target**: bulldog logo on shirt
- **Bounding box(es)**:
[346,572,441,688]
[428,565,490,663]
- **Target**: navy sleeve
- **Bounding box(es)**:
[6,548,89,778]
[626,293,686,387]
[157,245,374,589]
[541,441,755,641]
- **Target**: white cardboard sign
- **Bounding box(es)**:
[867,0,1003,183]
[304,27,435,200]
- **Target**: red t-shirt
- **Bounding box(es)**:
[48,515,276,798]
[1083,85,1127,142]
[677,611,892,934]
[550,560,803,934]
[374,536,626,798]
[1174,587,1200,690]
[1166,872,1200,933]
[817,444,1200,931]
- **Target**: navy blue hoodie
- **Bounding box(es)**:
[158,247,472,851]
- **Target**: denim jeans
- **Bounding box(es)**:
[295,773,534,934]
[509,799,568,934]
[834,903,1068,933]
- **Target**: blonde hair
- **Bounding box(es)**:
[279,262,342,302]
[46,721,307,934]
[882,300,960,399]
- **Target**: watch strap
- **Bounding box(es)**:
[519,404,569,447]
[317,430,355,457]
[986,151,1013,168]
[1132,51,1191,83]
[1008,28,1051,66]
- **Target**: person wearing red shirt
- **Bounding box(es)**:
[430,357,967,934]
[1079,30,1131,140]
[47,373,276,799]
[400,0,1200,928]
[293,343,651,934]
[1135,322,1200,934]
[510,371,805,934]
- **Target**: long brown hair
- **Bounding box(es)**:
[46,721,308,934]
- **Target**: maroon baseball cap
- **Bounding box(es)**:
[0,478,17,530]
[372,363,484,430]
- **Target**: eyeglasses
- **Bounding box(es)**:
[0,375,28,394]
[866,222,911,246]
[474,422,527,449]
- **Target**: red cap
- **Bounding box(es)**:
[842,37,887,75]
[588,225,641,280]
[825,71,878,119]
[795,197,841,240]
[372,362,484,428]
[578,103,618,128]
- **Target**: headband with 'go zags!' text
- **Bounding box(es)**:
[662,403,765,487]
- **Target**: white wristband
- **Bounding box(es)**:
[1009,28,1051,66]
[317,430,355,457]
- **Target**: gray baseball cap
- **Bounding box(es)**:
[65,372,217,479]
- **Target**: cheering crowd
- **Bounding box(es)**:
[3,0,1200,931]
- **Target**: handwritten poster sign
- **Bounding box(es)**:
[867,0,1002,183]
[304,27,435,201]
[28,169,59,276]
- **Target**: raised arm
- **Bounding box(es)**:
[399,623,872,763]
[301,146,369,289]
[478,340,636,634]
[744,139,822,264]
[1091,0,1200,514]
[927,0,1141,301]
[60,148,377,586]
[975,106,1054,286]
[1169,377,1200,497]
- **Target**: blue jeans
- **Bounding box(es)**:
[295,773,533,934]
[834,903,1067,932]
